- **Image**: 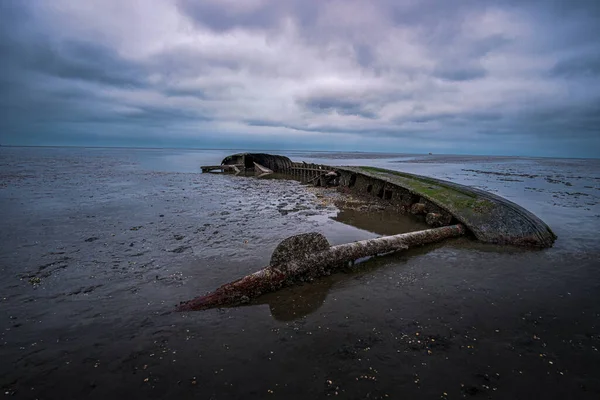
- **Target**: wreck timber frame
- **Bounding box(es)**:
[206,153,556,248]
[182,153,557,312]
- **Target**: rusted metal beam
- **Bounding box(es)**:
[176,224,465,311]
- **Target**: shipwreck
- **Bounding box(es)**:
[178,153,556,312]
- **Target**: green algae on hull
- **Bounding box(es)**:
[358,166,493,213]
[344,166,556,247]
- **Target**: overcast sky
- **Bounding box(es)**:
[1,0,599,157]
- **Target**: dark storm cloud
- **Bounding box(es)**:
[176,0,319,32]
[0,3,144,88]
[397,111,503,125]
[352,44,375,68]
[31,40,145,87]
[551,54,600,78]
[0,1,212,142]
[432,65,487,82]
[517,101,600,135]
[0,0,599,157]
[0,2,141,132]
[300,97,377,119]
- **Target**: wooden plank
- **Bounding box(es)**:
[201,164,244,172]
[289,167,331,172]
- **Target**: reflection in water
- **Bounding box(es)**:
[254,278,336,321]
[333,208,429,236]
[244,199,457,321]
[250,239,467,321]
[261,171,429,236]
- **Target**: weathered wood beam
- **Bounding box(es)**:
[253,162,273,174]
[200,164,244,173]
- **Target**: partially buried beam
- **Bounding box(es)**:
[176,224,465,311]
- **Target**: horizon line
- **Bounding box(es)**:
[0,144,597,160]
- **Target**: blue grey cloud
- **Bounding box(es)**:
[300,97,378,119]
[551,54,600,78]
[432,65,487,82]
[0,0,599,157]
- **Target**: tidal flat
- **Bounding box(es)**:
[1,147,599,399]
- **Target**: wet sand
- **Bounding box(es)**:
[1,147,599,399]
